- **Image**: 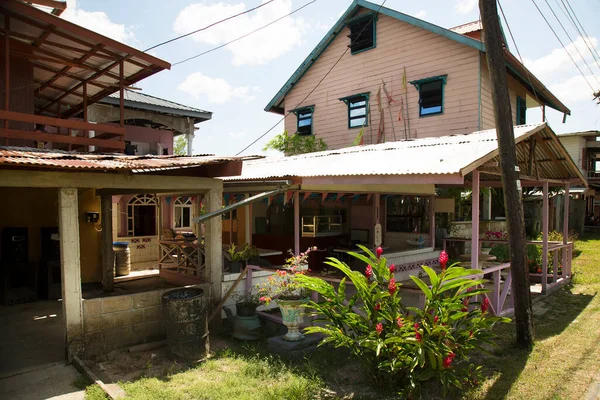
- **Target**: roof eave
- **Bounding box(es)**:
[98,97,213,122]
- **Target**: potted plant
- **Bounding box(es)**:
[232,289,261,317]
[226,243,249,273]
[256,246,317,341]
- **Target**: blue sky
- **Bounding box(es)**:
[62,0,600,155]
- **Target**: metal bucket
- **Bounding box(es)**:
[162,287,209,361]
[113,242,130,276]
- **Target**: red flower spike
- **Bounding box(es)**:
[439,250,449,270]
[376,323,383,335]
[389,264,396,273]
[365,265,373,279]
[376,246,384,258]
[374,303,381,311]
[443,352,455,368]
[396,317,404,328]
[481,297,490,314]
[388,278,397,295]
[413,322,420,330]
[415,332,422,342]
[434,315,439,324]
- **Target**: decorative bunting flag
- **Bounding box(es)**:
[285,191,294,205]
[223,193,230,206]
[367,193,372,202]
[165,197,171,205]
[321,192,328,202]
[303,192,312,202]
[351,194,361,205]
[268,196,274,206]
[336,193,346,202]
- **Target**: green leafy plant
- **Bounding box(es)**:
[263,130,328,155]
[227,243,255,262]
[173,135,187,155]
[295,246,510,397]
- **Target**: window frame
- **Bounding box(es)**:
[347,13,377,55]
[173,197,193,229]
[127,194,158,237]
[516,96,527,125]
[292,105,314,136]
[340,93,370,129]
[410,75,447,117]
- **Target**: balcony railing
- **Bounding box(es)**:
[0,110,125,151]
[587,170,600,180]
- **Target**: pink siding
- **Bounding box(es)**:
[123,125,174,155]
[283,13,481,149]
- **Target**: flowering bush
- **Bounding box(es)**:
[256,247,317,305]
[482,231,507,248]
[295,245,510,397]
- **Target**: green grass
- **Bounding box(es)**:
[84,234,600,400]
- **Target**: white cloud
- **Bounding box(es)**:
[455,0,478,14]
[173,0,309,66]
[414,10,428,19]
[229,132,247,138]
[177,72,256,104]
[524,36,600,80]
[548,75,597,104]
[61,0,137,45]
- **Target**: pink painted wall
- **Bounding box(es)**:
[123,125,174,155]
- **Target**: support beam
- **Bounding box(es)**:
[429,195,435,248]
[563,183,570,275]
[101,194,114,292]
[471,170,480,270]
[58,188,84,359]
[3,14,10,137]
[294,191,300,255]
[542,181,549,293]
[482,188,492,220]
[245,193,251,245]
[205,189,223,325]
[119,60,124,128]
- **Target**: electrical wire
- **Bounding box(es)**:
[234,0,388,156]
[561,0,600,65]
[172,0,316,67]
[542,0,600,85]
[143,0,276,52]
[530,0,596,92]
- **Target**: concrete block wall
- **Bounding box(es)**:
[115,236,159,263]
[82,289,168,357]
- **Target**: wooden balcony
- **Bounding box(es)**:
[0,110,125,151]
[587,170,600,182]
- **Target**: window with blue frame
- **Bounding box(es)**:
[516,96,526,125]
[340,94,369,128]
[347,14,376,54]
[410,75,447,117]
[294,106,314,136]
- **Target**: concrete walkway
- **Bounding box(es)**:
[0,362,85,400]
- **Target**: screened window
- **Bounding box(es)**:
[174,197,193,229]
[411,76,447,117]
[127,194,157,236]
[295,107,313,136]
[341,94,369,128]
[386,196,431,233]
[516,96,527,125]
[348,16,376,54]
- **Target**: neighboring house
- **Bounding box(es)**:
[266,0,569,148]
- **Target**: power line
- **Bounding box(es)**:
[143,0,276,52]
[172,0,316,67]
[234,0,388,156]
[530,0,596,92]
[542,0,600,85]
[561,0,600,65]
[554,0,600,70]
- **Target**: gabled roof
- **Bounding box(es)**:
[226,123,586,186]
[265,0,570,117]
[99,89,212,123]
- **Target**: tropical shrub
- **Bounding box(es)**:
[263,130,328,155]
[295,246,510,397]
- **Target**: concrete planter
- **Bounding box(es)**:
[278,298,309,342]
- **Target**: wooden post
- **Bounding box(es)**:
[294,191,300,255]
[480,0,534,348]
[482,188,492,220]
[58,188,84,359]
[471,170,480,270]
[4,15,10,144]
[119,60,124,128]
[563,183,570,275]
[205,189,223,325]
[101,194,114,292]
[245,193,252,245]
[542,181,549,293]
[429,195,435,248]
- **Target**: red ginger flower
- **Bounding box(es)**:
[388,278,397,295]
[376,323,383,335]
[365,265,373,279]
[439,250,449,270]
[415,332,422,342]
[374,303,381,311]
[396,317,404,328]
[376,246,384,258]
[481,297,490,314]
[443,352,456,368]
[434,315,439,324]
[389,264,395,273]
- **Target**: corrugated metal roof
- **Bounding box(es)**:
[226,123,586,186]
[449,20,482,35]
[100,89,212,121]
[557,130,600,138]
[227,124,546,180]
[0,147,239,173]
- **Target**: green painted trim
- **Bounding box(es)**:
[264,0,484,114]
[516,96,526,125]
[294,106,314,136]
[341,93,369,129]
[411,76,446,118]
[291,105,314,114]
[349,13,377,55]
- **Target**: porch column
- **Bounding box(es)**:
[542,181,549,293]
[563,183,570,276]
[101,194,114,292]
[3,14,10,144]
[186,118,194,156]
[294,191,300,255]
[429,195,435,248]
[245,193,252,245]
[58,188,84,359]
[471,171,480,270]
[205,188,223,323]
[373,193,381,248]
[482,188,492,220]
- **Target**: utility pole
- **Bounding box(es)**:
[479,0,534,348]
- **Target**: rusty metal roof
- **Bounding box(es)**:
[226,123,587,185]
[0,147,242,174]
